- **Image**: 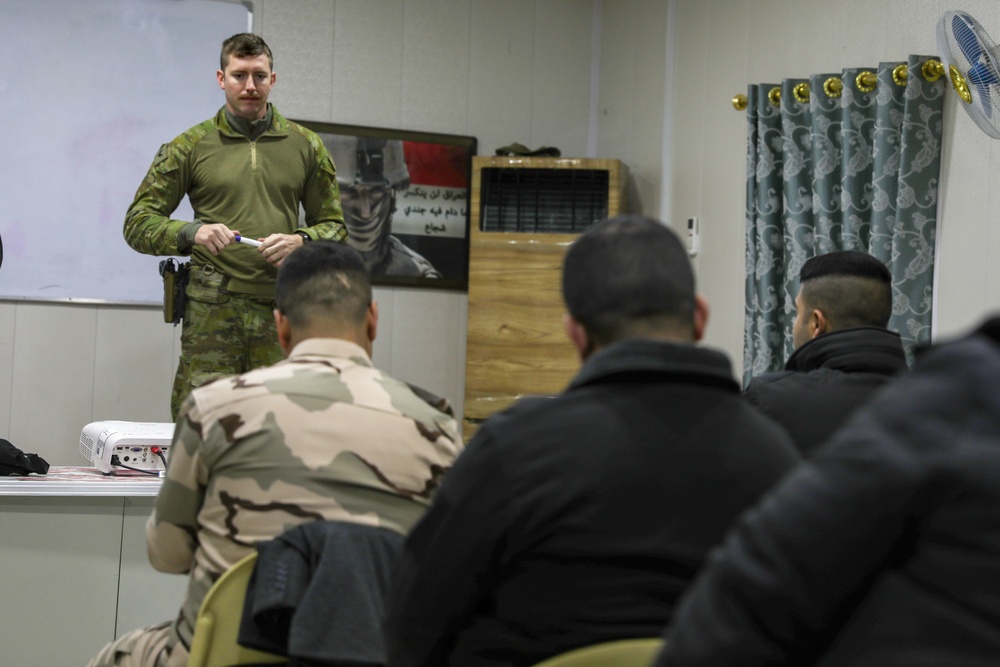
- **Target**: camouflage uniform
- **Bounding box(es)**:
[87,337,463,667]
[123,105,348,418]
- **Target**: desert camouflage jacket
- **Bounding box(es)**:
[147,337,463,653]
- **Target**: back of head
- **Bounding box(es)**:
[276,241,372,331]
[221,32,273,70]
[562,215,696,346]
[799,250,892,330]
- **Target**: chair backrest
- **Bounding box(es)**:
[531,638,665,667]
[187,552,287,667]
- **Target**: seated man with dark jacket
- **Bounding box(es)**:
[745,250,909,455]
[653,315,1000,666]
[383,215,800,667]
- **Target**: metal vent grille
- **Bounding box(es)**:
[80,433,94,459]
[479,167,610,233]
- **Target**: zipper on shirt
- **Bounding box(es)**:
[250,140,257,172]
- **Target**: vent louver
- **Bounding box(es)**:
[479,167,611,233]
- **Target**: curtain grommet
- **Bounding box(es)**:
[793,82,810,104]
[824,77,843,98]
[856,71,877,93]
[892,64,908,87]
[922,59,945,83]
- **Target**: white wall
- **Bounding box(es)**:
[597,0,669,216]
[666,0,1000,365]
[2,0,673,465]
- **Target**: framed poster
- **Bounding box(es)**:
[294,120,477,289]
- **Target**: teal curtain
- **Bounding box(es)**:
[743,54,945,384]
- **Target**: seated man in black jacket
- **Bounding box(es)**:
[653,316,1000,666]
[383,215,800,667]
[745,250,908,455]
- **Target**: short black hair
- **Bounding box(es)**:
[221,33,273,71]
[799,250,893,329]
[275,241,371,329]
[562,215,695,345]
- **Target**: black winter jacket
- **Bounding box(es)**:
[384,339,800,667]
[744,326,908,455]
[654,316,1000,667]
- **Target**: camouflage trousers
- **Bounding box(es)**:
[85,621,188,667]
[171,293,284,419]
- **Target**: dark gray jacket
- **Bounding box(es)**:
[239,520,403,666]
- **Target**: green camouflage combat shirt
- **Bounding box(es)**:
[123,105,347,291]
[147,337,463,658]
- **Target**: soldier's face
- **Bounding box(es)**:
[341,184,394,254]
[217,55,274,121]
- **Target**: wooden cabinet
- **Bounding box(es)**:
[463,157,628,440]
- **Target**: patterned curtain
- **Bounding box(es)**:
[743,54,945,385]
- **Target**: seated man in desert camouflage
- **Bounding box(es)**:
[87,240,463,667]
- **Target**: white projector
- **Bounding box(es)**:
[80,421,174,475]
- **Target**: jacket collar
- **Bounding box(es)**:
[569,338,740,392]
[976,314,1000,346]
[287,338,373,367]
[785,326,908,374]
[215,103,290,139]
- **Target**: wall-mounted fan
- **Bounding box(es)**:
[937,10,1000,139]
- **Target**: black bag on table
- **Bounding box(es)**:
[0,438,49,476]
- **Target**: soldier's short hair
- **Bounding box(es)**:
[798,251,892,330]
[221,33,273,71]
[276,241,371,329]
[562,215,696,346]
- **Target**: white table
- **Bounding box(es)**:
[0,465,164,496]
[0,467,188,667]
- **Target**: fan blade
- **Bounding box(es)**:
[968,60,1000,86]
[967,56,1000,119]
[954,13,985,64]
[975,83,993,118]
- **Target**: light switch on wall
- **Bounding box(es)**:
[686,217,700,257]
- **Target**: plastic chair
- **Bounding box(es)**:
[187,552,287,667]
[531,638,665,667]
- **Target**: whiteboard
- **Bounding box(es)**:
[0,0,250,304]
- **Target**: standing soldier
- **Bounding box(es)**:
[123,33,347,418]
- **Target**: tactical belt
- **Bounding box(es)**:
[191,264,276,299]
[220,276,276,298]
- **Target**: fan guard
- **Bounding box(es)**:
[937,10,1000,139]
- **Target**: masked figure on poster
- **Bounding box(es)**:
[324,136,441,279]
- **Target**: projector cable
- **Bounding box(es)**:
[109,454,160,476]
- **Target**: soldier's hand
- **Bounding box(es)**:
[259,233,302,267]
[194,223,237,256]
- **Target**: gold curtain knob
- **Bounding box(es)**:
[856,71,877,93]
[824,76,843,98]
[892,64,908,87]
[793,82,810,103]
[922,59,945,82]
[768,86,781,106]
[949,65,973,104]
[732,93,748,111]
